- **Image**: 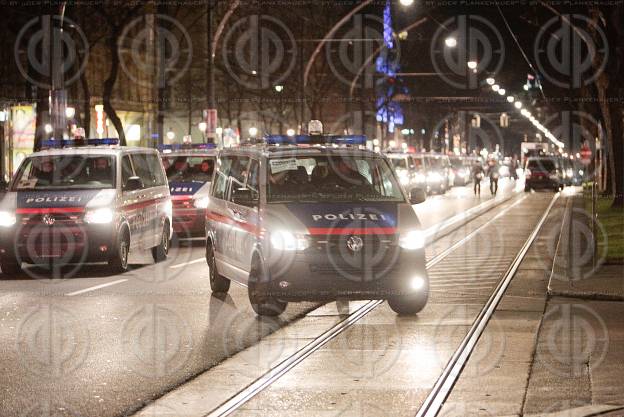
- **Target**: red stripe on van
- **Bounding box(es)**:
[16,207,85,214]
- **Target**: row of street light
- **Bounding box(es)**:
[485,77,565,149]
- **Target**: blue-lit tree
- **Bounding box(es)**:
[375,0,405,136]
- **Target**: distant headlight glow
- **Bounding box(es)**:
[84,207,114,224]
[399,230,425,250]
[0,211,16,227]
[427,172,443,182]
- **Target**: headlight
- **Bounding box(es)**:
[415,173,426,183]
[0,211,16,227]
[84,207,114,224]
[270,230,309,251]
[399,230,425,250]
[194,196,209,209]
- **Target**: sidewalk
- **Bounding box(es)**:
[438,193,624,417]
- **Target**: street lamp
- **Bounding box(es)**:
[514,101,523,109]
[445,37,457,48]
[467,61,478,70]
[249,127,258,138]
[44,124,53,134]
[65,107,75,119]
[274,85,284,93]
[166,129,175,141]
[198,122,207,132]
[286,128,295,137]
[507,96,515,103]
[486,77,495,85]
[492,84,500,92]
[399,0,414,5]
[498,88,506,96]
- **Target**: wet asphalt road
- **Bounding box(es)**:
[0,181,519,417]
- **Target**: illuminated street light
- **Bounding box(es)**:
[507,96,515,103]
[274,85,284,93]
[166,129,175,141]
[514,101,523,109]
[498,89,506,96]
[399,0,414,5]
[492,84,500,92]
[445,37,457,48]
[44,124,53,134]
[65,107,75,119]
[249,127,258,137]
[467,61,478,70]
[198,122,207,132]
[286,128,295,137]
[486,78,495,85]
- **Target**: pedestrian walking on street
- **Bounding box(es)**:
[472,160,484,196]
[487,159,500,195]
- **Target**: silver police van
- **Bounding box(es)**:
[0,139,172,276]
[204,130,429,316]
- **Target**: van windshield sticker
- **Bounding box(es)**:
[17,179,37,189]
[270,158,297,174]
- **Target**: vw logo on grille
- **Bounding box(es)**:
[346,235,364,252]
[41,214,55,226]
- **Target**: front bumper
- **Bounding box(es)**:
[526,177,560,189]
[0,222,116,265]
[261,244,428,301]
[172,207,206,237]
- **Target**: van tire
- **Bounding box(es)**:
[248,259,287,316]
[152,221,170,263]
[109,230,130,274]
[388,292,428,315]
[206,242,230,294]
[0,257,21,278]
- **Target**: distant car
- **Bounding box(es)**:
[386,151,427,192]
[449,155,471,186]
[423,154,449,194]
[524,157,563,192]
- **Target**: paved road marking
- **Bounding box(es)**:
[170,258,205,269]
[65,279,128,296]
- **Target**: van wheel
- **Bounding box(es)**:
[248,260,287,316]
[0,256,22,278]
[388,292,428,315]
[152,222,170,263]
[206,242,230,294]
[524,186,531,192]
[109,231,130,274]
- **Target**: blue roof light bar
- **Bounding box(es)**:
[264,135,367,146]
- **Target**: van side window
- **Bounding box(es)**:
[121,155,134,188]
[246,159,259,193]
[132,153,164,188]
[212,156,235,200]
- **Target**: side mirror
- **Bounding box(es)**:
[232,188,258,207]
[409,187,426,204]
[124,176,144,192]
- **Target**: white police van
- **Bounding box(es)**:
[159,143,217,237]
[0,139,172,277]
[204,125,429,316]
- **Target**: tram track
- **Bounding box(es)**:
[199,192,557,417]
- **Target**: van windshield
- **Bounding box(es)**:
[12,155,116,190]
[267,155,405,203]
[163,156,215,182]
